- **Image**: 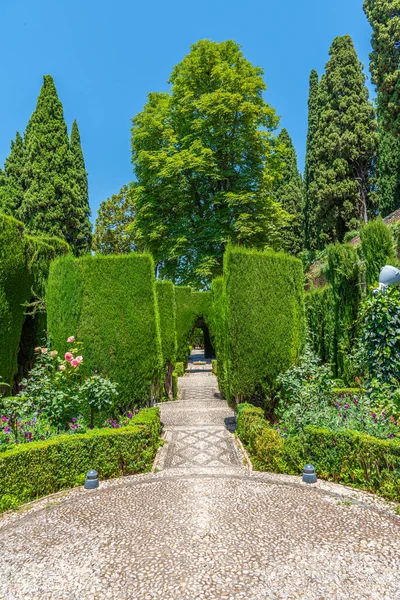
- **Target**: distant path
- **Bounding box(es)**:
[0,350,399,599]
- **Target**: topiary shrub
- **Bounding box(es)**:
[360,216,397,288]
[47,253,163,409]
[172,372,178,399]
[222,246,305,406]
[175,287,214,363]
[0,407,161,513]
[174,362,185,377]
[155,281,177,399]
[305,286,335,366]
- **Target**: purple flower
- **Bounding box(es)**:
[127,412,133,419]
[1,416,7,422]
[371,413,376,419]
[4,426,10,433]
[72,417,77,423]
[344,404,350,409]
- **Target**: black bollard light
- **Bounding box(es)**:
[84,469,99,489]
[302,464,317,484]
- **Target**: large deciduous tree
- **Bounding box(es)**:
[93,184,136,254]
[364,0,400,136]
[314,36,377,247]
[16,75,91,254]
[302,69,319,251]
[273,129,303,255]
[130,40,289,287]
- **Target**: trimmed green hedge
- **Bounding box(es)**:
[155,280,177,367]
[47,253,163,408]
[0,407,161,513]
[175,286,214,363]
[236,403,400,502]
[305,286,335,366]
[222,247,305,403]
[0,215,69,388]
[211,277,228,398]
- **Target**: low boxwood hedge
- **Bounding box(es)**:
[0,408,161,513]
[236,403,400,502]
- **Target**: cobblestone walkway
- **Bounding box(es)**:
[0,351,400,599]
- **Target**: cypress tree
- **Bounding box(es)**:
[18,75,88,254]
[70,120,92,254]
[274,129,303,255]
[314,36,377,247]
[364,0,400,136]
[0,132,25,216]
[303,69,319,251]
[377,125,400,217]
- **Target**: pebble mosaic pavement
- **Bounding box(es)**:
[1,350,400,599]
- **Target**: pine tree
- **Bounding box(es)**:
[302,69,319,251]
[314,36,377,247]
[18,75,89,254]
[273,129,303,255]
[70,120,92,254]
[0,132,25,215]
[377,125,400,217]
[364,0,400,136]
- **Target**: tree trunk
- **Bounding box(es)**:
[164,361,174,400]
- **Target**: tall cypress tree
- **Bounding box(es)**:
[302,69,319,250]
[314,36,377,246]
[0,132,25,216]
[364,0,400,136]
[70,120,92,254]
[17,75,87,254]
[274,129,303,255]
[377,125,400,217]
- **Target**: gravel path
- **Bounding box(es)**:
[1,350,399,599]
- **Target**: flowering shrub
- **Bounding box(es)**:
[276,346,399,440]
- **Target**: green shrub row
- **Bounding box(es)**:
[236,403,400,502]
[47,254,163,409]
[0,407,161,513]
[218,247,305,405]
[175,287,214,363]
[0,215,69,388]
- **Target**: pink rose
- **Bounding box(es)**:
[76,356,83,364]
[67,336,75,343]
[71,359,79,367]
[58,365,66,371]
[65,352,74,362]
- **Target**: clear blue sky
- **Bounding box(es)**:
[1,0,373,222]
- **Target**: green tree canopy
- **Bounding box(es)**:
[302,69,319,251]
[93,184,136,254]
[314,36,377,247]
[377,126,400,217]
[364,0,400,136]
[0,132,25,216]
[130,39,289,288]
[16,75,91,255]
[273,129,302,255]
[69,120,92,254]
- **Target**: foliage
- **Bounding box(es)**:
[13,75,91,255]
[175,287,213,363]
[361,287,400,411]
[0,132,25,215]
[276,348,398,440]
[360,216,397,287]
[155,281,177,367]
[0,407,161,512]
[190,327,204,348]
[174,363,185,377]
[273,129,303,255]
[302,69,319,251]
[46,253,163,409]
[220,246,305,406]
[325,243,362,379]
[69,120,92,255]
[212,360,218,376]
[93,184,136,254]
[130,40,290,287]
[377,127,400,217]
[364,0,400,136]
[314,36,377,246]
[236,403,400,501]
[79,375,119,428]
[172,372,178,399]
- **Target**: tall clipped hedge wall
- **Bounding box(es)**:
[47,253,163,408]
[0,215,69,388]
[175,287,214,363]
[155,281,177,366]
[221,246,305,404]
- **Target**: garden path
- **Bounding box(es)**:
[0,350,400,599]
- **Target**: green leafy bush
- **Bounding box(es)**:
[221,246,305,405]
[0,407,161,513]
[175,362,185,377]
[360,216,397,287]
[47,254,163,408]
[236,403,400,501]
